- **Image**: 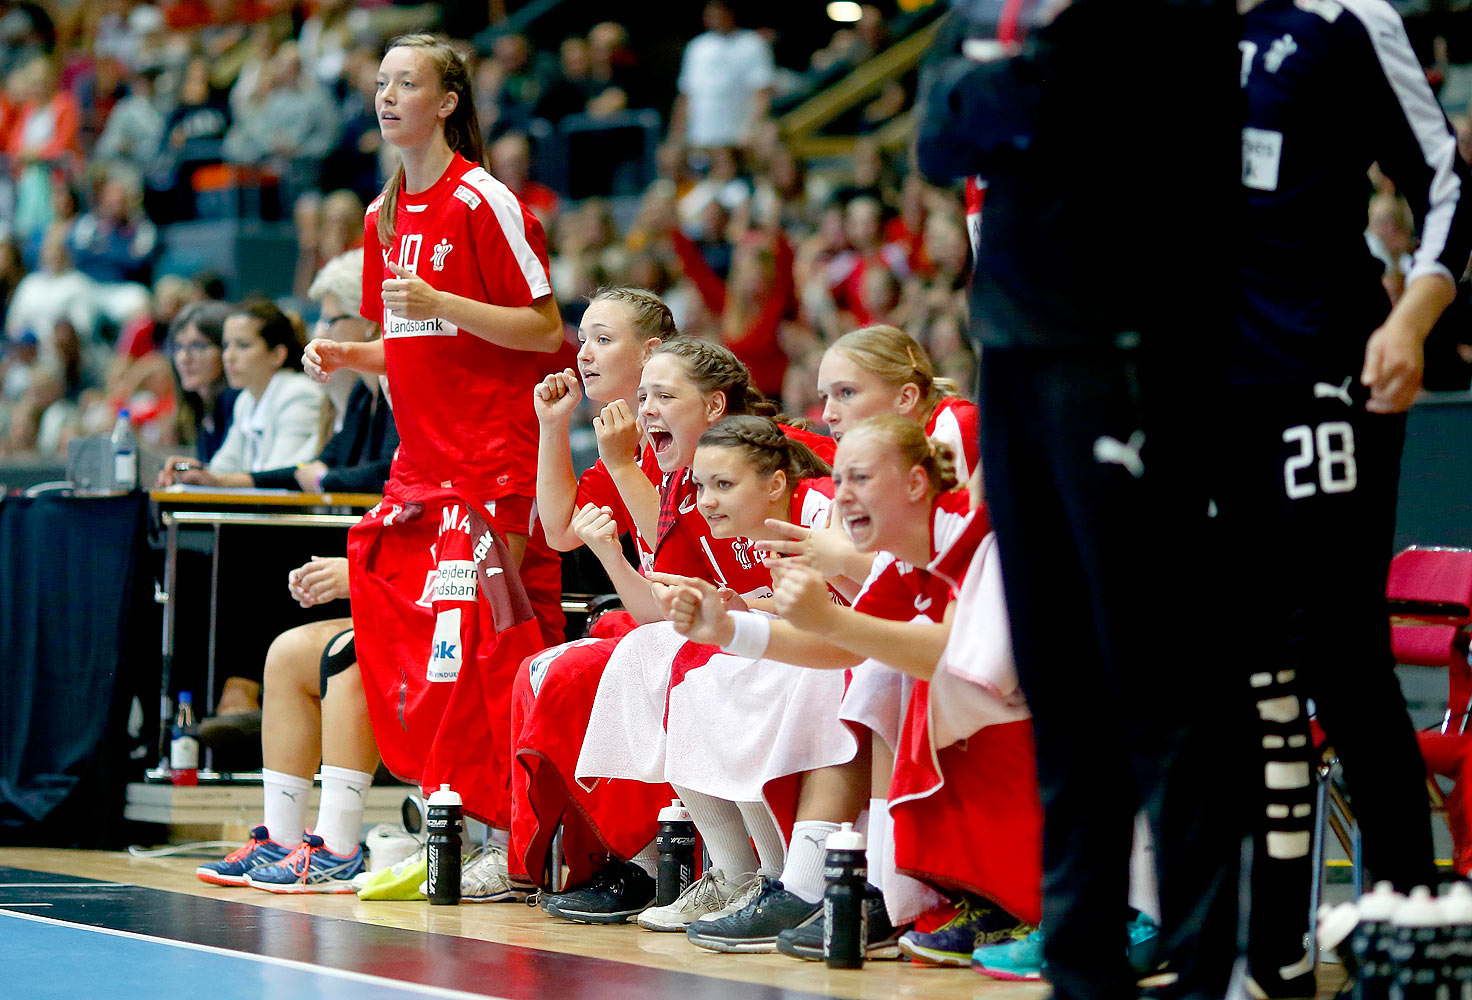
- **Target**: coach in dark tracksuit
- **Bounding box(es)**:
[918,3,1246,999]
[1228,2,1472,996]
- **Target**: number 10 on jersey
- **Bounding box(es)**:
[1282,422,1356,499]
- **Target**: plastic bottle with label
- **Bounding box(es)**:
[1439,882,1472,997]
[109,408,138,491]
[425,784,463,905]
[1389,886,1445,1000]
[654,799,697,906]
[822,822,867,969]
[169,692,198,786]
[1351,881,1407,1000]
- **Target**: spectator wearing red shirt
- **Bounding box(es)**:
[673,224,794,398]
[3,54,80,169]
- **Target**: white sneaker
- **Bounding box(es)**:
[416,845,534,903]
[637,869,760,932]
[365,824,422,873]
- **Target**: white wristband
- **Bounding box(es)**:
[721,611,771,660]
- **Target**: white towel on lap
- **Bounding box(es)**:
[575,622,688,789]
[664,652,856,802]
[839,658,911,752]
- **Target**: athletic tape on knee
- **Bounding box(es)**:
[1265,761,1311,790]
[1256,695,1301,724]
[1266,830,1312,859]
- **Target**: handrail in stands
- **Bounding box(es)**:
[778,17,944,157]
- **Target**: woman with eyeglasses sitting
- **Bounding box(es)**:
[158,298,326,489]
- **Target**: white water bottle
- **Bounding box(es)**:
[110,408,138,490]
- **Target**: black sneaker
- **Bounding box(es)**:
[686,876,821,953]
[775,886,902,961]
[540,859,655,924]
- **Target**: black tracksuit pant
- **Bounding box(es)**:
[979,344,1246,1000]
[1214,375,1436,989]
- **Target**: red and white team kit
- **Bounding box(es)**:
[342,154,1036,917]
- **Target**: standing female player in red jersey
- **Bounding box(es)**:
[660,416,1040,958]
[301,35,561,881]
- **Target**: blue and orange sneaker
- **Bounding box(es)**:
[244,834,365,894]
[196,826,292,886]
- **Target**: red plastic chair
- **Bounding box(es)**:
[1312,546,1472,913]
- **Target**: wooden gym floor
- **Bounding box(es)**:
[0,849,1344,999]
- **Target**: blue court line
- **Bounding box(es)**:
[0,909,503,1000]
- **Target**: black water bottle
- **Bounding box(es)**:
[1351,882,1405,1000]
[654,799,697,906]
[1389,886,1444,1000]
[822,822,867,969]
[425,784,462,905]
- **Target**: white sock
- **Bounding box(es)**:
[314,765,372,856]
[867,796,948,923]
[261,768,312,846]
[630,839,658,878]
[864,798,888,893]
[736,800,787,875]
[1129,811,1161,923]
[781,820,838,903]
[672,784,758,876]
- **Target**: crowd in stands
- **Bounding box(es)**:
[0,0,977,462]
[0,0,1465,465]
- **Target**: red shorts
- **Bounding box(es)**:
[348,486,547,827]
[889,680,1043,925]
[509,618,676,886]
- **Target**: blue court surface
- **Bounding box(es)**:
[0,866,838,1000]
[2,908,495,1000]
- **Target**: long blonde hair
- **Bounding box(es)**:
[374,35,484,249]
[829,325,960,408]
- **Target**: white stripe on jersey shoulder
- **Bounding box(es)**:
[933,506,969,560]
[1337,0,1462,285]
[366,193,385,215]
[457,167,552,298]
[799,486,832,529]
[855,550,898,602]
[928,406,969,483]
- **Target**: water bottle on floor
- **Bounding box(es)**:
[654,799,696,906]
[426,784,462,905]
[822,822,866,969]
[170,693,198,786]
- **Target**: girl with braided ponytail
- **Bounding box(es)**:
[576,413,866,946]
[661,415,1041,957]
